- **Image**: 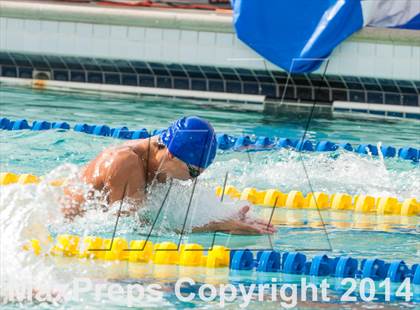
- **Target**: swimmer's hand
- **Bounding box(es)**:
[192,206,276,235]
[61,204,86,221]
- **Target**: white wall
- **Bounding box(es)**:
[1,17,419,81]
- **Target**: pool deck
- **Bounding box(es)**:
[0,0,419,120]
[1,0,419,45]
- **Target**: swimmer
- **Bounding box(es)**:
[63,116,276,235]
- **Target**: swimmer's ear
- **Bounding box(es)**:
[167,151,175,160]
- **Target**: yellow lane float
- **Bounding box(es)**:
[2,173,418,217]
[215,185,419,216]
[0,172,62,186]
[23,235,230,268]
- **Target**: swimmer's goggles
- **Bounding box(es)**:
[186,163,201,178]
[158,136,201,178]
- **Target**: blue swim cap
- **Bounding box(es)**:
[160,116,217,168]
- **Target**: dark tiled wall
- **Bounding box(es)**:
[0,51,419,107]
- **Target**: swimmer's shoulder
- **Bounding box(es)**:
[122,136,158,157]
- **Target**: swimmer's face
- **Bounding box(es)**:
[163,152,204,180]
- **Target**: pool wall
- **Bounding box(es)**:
[0,0,419,119]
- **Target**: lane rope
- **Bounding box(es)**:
[1,117,419,161]
[23,235,420,283]
[1,173,418,217]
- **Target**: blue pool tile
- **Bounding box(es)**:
[343,76,365,90]
[104,73,121,85]
[87,72,103,84]
[388,112,403,118]
[70,70,86,82]
[369,110,386,115]
[139,75,155,87]
[335,108,350,112]
[253,70,275,83]
[183,65,205,78]
[367,91,384,104]
[226,81,242,93]
[95,58,118,72]
[27,55,50,69]
[413,81,420,93]
[326,75,346,89]
[113,60,135,73]
[156,76,172,88]
[309,74,329,88]
[296,86,313,100]
[332,89,348,101]
[378,78,399,93]
[80,58,101,71]
[191,79,207,91]
[384,93,401,105]
[243,82,259,94]
[167,64,188,77]
[402,94,419,106]
[53,70,69,81]
[12,54,31,67]
[65,57,84,70]
[219,67,239,81]
[349,90,366,102]
[209,80,224,92]
[314,88,331,101]
[18,67,33,79]
[45,56,67,69]
[235,68,257,82]
[173,78,189,90]
[1,66,17,77]
[396,80,417,94]
[293,74,311,86]
[0,52,14,66]
[360,77,381,91]
[353,109,368,113]
[260,83,276,97]
[201,66,222,79]
[130,61,153,75]
[406,113,420,120]
[121,74,138,86]
[279,85,296,99]
[186,70,205,79]
[149,62,169,76]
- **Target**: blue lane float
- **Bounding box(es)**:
[357,144,379,156]
[1,118,419,162]
[316,141,339,152]
[229,250,419,283]
[398,147,419,161]
[31,121,52,131]
[52,122,70,130]
[295,139,314,152]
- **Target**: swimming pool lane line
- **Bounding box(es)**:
[1,117,419,162]
[215,186,420,217]
[1,172,418,217]
[23,235,420,284]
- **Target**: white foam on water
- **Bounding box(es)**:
[0,149,418,305]
[207,149,420,200]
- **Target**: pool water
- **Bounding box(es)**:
[0,85,419,308]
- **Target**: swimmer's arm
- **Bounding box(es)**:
[61,186,87,220]
[191,206,276,235]
[191,220,275,235]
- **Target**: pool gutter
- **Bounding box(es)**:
[0,76,265,112]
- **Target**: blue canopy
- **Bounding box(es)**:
[232,0,419,73]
